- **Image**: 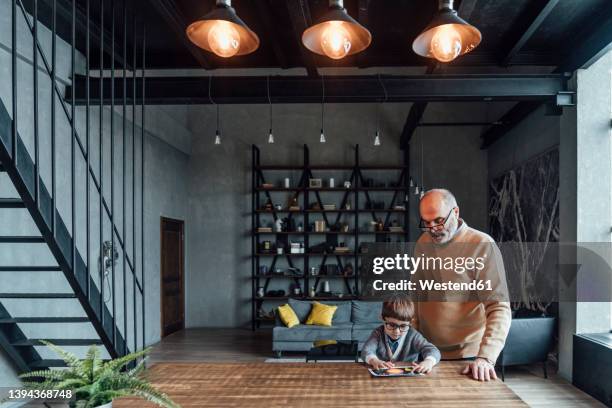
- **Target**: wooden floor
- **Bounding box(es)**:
[144,328,604,408]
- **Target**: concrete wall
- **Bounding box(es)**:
[185,101,489,327]
[0,5,189,388]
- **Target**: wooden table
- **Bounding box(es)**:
[115,361,527,407]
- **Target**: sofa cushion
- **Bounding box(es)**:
[351,301,382,324]
[305,302,337,326]
[323,301,351,324]
[273,323,353,342]
[288,298,313,322]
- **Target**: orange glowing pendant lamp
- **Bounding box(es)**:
[302,0,371,60]
[186,0,259,58]
[412,0,481,63]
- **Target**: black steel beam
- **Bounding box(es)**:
[482,5,612,149]
[286,0,318,76]
[500,0,559,66]
[255,0,289,69]
[67,74,571,105]
[457,0,477,19]
[399,64,436,150]
[148,0,211,70]
[356,0,370,67]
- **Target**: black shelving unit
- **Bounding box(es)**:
[251,144,411,330]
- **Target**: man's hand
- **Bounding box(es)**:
[461,358,497,381]
[368,357,395,370]
[412,358,435,374]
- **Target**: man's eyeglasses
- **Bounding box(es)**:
[419,208,456,232]
[384,321,410,332]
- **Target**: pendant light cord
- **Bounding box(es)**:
[209,76,219,131]
[376,74,388,131]
[267,75,272,130]
[321,75,325,131]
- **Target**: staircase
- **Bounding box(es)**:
[0,101,131,372]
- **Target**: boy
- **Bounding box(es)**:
[361,294,440,374]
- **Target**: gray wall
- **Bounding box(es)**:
[185,101,488,327]
[0,4,189,388]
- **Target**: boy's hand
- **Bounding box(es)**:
[412,358,435,374]
[369,358,395,370]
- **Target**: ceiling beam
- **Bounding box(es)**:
[285,0,318,76]
[254,0,289,69]
[356,0,370,67]
[67,74,571,105]
[500,0,559,66]
[399,64,437,150]
[457,0,477,20]
[148,0,212,70]
[481,4,612,149]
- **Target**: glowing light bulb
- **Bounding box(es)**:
[373,131,381,146]
[320,22,351,60]
[208,20,240,58]
[268,129,274,144]
[430,25,462,62]
[320,129,326,143]
[214,130,221,145]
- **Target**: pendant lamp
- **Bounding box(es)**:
[187,0,259,58]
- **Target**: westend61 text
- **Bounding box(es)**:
[372,279,493,291]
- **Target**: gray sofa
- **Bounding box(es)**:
[272,299,383,357]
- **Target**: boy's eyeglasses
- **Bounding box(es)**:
[384,321,410,332]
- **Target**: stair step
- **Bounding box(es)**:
[28,359,67,368]
[0,236,45,243]
[0,198,25,208]
[0,293,75,299]
[12,339,102,346]
[0,266,62,272]
[0,317,90,323]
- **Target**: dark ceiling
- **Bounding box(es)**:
[25,0,612,72]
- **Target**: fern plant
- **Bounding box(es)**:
[19,341,180,408]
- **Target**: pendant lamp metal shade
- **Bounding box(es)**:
[412,0,481,62]
[302,0,371,59]
[186,0,259,57]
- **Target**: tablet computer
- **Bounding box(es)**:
[368,366,423,377]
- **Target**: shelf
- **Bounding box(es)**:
[253,274,304,279]
[256,296,357,301]
[255,253,362,257]
[254,274,355,279]
[255,230,355,235]
[256,209,406,213]
[255,187,407,192]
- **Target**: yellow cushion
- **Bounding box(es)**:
[277,304,300,328]
[305,302,337,326]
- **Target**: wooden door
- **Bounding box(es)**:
[160,217,185,337]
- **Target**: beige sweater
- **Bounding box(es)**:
[413,220,511,362]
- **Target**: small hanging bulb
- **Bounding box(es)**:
[214,129,221,145]
[420,189,425,199]
[268,129,274,144]
[414,185,420,195]
[409,177,414,187]
[320,128,326,143]
[404,193,409,203]
[373,130,381,146]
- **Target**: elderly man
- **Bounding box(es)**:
[414,188,511,381]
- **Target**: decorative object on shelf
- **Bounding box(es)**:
[273,267,284,275]
[262,183,275,189]
[329,177,335,188]
[274,204,282,211]
[314,220,326,232]
[301,0,371,60]
[260,240,273,252]
[310,286,316,297]
[309,178,323,188]
[323,204,337,210]
[186,0,259,58]
[412,0,481,63]
[393,205,406,210]
[288,195,300,211]
[284,177,290,188]
[310,266,319,276]
[344,180,351,189]
[275,218,283,232]
[258,265,269,275]
[323,280,331,293]
[297,222,303,232]
[343,262,354,276]
[375,218,384,232]
[257,226,272,233]
[344,200,352,210]
[276,246,284,255]
[257,287,265,298]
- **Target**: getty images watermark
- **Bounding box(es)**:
[358,242,612,302]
